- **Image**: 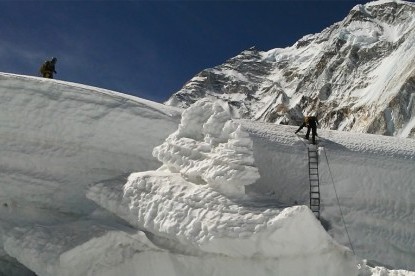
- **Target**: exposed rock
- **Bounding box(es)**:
[166,0,415,138]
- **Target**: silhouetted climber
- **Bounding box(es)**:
[40,57,57,79]
[295,114,319,144]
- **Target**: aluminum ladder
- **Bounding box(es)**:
[308,145,320,219]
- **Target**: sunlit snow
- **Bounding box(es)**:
[0,72,414,275]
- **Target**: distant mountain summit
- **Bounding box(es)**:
[165,0,415,138]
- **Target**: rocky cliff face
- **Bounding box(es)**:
[166,0,415,138]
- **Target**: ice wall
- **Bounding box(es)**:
[241,120,415,270]
[0,73,180,274]
[0,73,180,214]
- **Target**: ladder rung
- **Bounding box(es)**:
[308,147,320,218]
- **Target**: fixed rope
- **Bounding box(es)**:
[322,147,356,255]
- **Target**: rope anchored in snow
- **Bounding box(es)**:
[322,147,356,255]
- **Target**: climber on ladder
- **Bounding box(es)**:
[295,113,320,145]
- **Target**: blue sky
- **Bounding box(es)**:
[0,0,369,103]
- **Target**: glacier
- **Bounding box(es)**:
[0,73,414,275]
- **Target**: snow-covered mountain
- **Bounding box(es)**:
[166,0,415,139]
[0,73,414,275]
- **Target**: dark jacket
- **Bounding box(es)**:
[40,60,56,75]
[295,116,319,133]
[305,116,318,128]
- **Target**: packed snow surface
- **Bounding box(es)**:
[1,72,414,275]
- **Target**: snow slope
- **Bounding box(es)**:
[0,73,181,214]
[0,73,414,275]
